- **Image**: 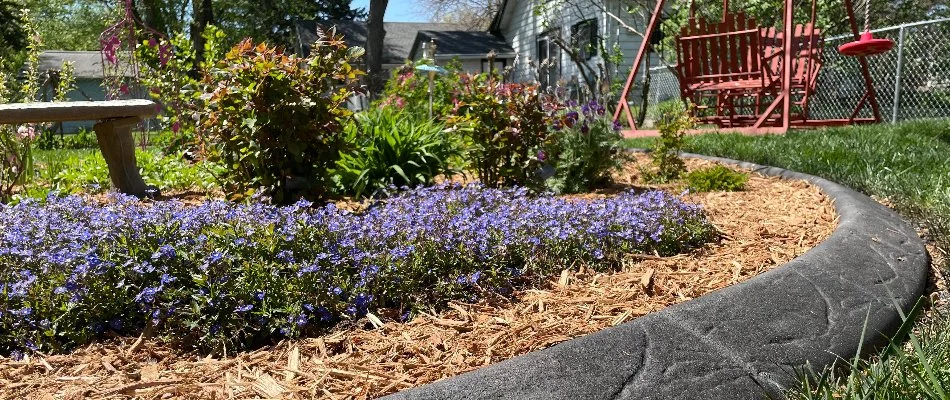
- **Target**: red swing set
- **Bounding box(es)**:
[613,0,894,136]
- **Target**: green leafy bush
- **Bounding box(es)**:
[644,101,695,183]
[35,127,99,150]
[377,60,463,121]
[138,25,226,143]
[335,108,458,197]
[543,100,626,193]
[449,75,550,189]
[684,165,748,192]
[198,30,363,203]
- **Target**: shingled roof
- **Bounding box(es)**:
[295,21,472,64]
[37,51,108,79]
[409,30,514,59]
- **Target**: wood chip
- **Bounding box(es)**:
[1,155,838,400]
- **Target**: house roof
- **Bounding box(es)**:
[488,0,511,33]
[37,51,107,79]
[295,20,471,65]
[409,30,515,59]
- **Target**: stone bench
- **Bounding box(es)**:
[0,100,158,196]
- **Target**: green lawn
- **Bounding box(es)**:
[629,120,950,398]
[23,146,217,199]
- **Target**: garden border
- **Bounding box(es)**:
[382,154,930,399]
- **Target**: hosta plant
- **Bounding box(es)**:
[335,107,459,197]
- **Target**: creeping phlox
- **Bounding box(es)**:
[0,185,714,357]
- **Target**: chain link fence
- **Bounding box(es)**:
[638,17,950,124]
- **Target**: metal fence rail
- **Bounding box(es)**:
[640,18,950,124]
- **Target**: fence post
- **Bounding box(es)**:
[891,25,907,123]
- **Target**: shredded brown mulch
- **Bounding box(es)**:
[0,157,837,400]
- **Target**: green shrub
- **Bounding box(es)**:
[543,100,626,193]
[644,101,694,183]
[138,25,226,142]
[684,165,748,192]
[449,74,550,189]
[335,108,458,197]
[22,148,218,199]
[198,31,363,204]
[377,59,463,121]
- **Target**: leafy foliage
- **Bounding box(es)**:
[543,100,626,193]
[0,184,715,356]
[0,11,74,202]
[216,0,367,47]
[20,148,217,199]
[138,25,226,146]
[335,108,458,198]
[449,74,550,189]
[198,30,363,203]
[684,165,748,192]
[377,60,464,121]
[644,101,694,183]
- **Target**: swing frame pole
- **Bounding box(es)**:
[611,0,666,131]
[843,0,884,123]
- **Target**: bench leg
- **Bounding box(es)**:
[94,117,149,196]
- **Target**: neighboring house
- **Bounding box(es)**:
[489,0,661,99]
[38,51,109,102]
[36,51,110,132]
[295,20,515,75]
[407,30,515,74]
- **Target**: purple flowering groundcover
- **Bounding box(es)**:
[0,184,715,357]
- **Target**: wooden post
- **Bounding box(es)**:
[94,116,150,196]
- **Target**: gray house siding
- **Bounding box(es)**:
[496,0,661,98]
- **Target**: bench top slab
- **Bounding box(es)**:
[0,100,158,124]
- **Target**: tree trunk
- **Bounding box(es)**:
[139,0,169,37]
[191,0,215,67]
[366,0,389,97]
[636,51,651,127]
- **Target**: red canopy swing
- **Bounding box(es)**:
[613,0,887,136]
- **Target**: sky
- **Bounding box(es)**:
[351,0,432,22]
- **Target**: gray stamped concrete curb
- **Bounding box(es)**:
[383,154,929,400]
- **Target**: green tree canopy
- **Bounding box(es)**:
[216,0,367,48]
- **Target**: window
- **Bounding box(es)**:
[571,19,598,60]
[481,58,507,75]
[537,31,560,89]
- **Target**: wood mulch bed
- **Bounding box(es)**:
[0,156,837,400]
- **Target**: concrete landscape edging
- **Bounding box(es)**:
[383,154,930,400]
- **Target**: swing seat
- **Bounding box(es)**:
[676,12,778,125]
[761,24,824,96]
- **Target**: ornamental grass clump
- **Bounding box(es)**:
[0,185,715,357]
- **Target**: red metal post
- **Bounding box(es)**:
[780,0,794,131]
[613,0,667,131]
